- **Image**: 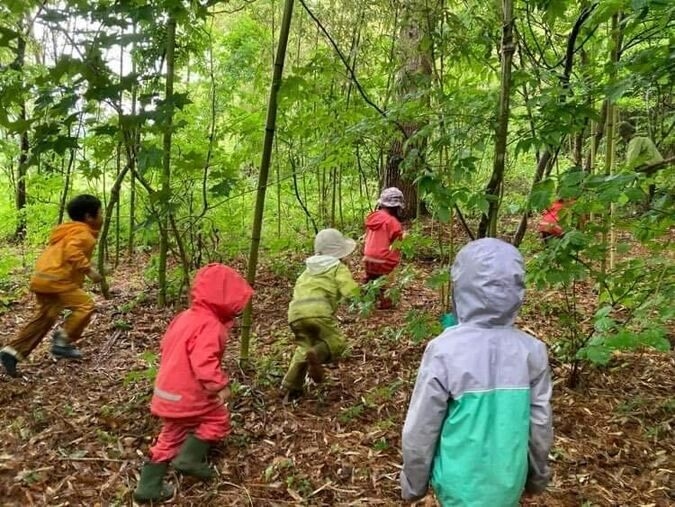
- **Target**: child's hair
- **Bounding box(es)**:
[67,194,102,222]
[379,205,403,220]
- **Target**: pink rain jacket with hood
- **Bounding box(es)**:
[150,264,254,419]
[363,210,403,273]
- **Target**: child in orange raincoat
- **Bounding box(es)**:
[134,264,254,503]
[0,195,103,378]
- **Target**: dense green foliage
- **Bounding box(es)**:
[0,0,673,382]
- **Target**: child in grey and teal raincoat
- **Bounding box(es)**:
[401,238,553,506]
[282,229,359,399]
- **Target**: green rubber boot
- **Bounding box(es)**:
[172,435,214,480]
[133,462,174,503]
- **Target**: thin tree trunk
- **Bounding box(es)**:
[330,167,337,227]
[58,131,73,224]
[158,16,177,307]
[338,165,344,229]
[115,43,123,268]
[128,160,136,257]
[58,114,85,224]
[169,212,191,300]
[13,22,27,241]
[601,13,622,280]
[609,107,618,270]
[478,0,515,238]
[99,164,131,299]
[585,101,608,171]
[128,22,138,258]
[240,0,295,363]
[275,140,282,237]
[291,154,318,233]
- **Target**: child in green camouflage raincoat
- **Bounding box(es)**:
[282,229,359,400]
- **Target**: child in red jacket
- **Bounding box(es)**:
[133,264,254,503]
[363,187,405,309]
[538,198,572,240]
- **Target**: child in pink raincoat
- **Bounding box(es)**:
[134,264,254,503]
[363,187,405,308]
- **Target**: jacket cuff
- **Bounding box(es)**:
[201,378,228,393]
[525,475,549,495]
[400,472,427,502]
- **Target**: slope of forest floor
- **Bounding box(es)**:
[0,234,673,506]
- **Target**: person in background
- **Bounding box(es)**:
[134,264,253,503]
[537,198,568,241]
[363,187,405,309]
[282,228,359,402]
[619,122,663,170]
[0,195,103,378]
[401,238,553,506]
[619,121,665,208]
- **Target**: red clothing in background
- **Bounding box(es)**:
[363,210,403,275]
[538,199,567,237]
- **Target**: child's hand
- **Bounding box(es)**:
[87,268,102,283]
[217,386,231,406]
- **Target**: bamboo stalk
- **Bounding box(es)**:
[240,0,296,363]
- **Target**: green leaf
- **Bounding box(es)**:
[529,179,555,211]
[426,270,450,290]
[0,26,20,47]
[209,179,234,197]
[578,345,613,365]
[436,205,451,223]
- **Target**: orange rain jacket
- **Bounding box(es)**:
[30,222,98,294]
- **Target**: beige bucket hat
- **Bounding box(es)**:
[314,229,357,259]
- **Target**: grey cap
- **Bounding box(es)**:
[377,187,405,209]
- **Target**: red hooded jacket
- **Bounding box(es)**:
[150,264,254,419]
[363,209,403,273]
[538,199,568,237]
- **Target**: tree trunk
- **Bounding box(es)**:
[114,43,123,268]
[13,24,27,241]
[128,161,136,257]
[383,0,433,219]
[98,164,130,299]
[585,101,608,171]
[128,22,138,258]
[15,108,28,241]
[601,13,623,281]
[158,16,177,307]
[478,0,515,238]
[384,124,421,218]
[239,0,295,363]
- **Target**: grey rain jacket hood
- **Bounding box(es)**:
[451,237,525,326]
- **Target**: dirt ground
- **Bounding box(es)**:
[0,247,673,506]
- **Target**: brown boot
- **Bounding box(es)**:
[306,348,324,384]
[377,295,394,310]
